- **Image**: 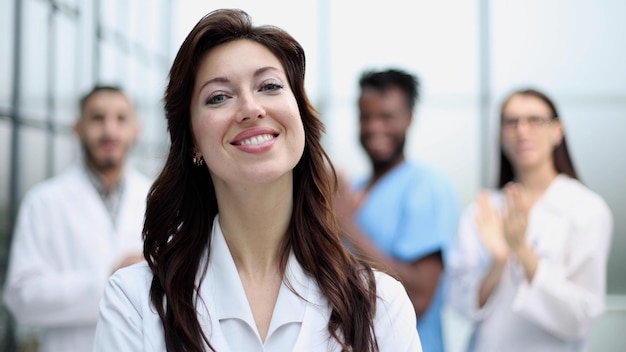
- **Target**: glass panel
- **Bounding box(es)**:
[410,107,480,206]
[491,0,626,95]
[0,120,10,241]
[126,55,144,100]
[18,0,50,120]
[53,132,78,175]
[0,0,14,108]
[144,68,163,103]
[98,41,126,86]
[562,102,626,295]
[128,0,144,46]
[99,0,119,32]
[76,0,95,91]
[57,0,78,7]
[17,127,48,200]
[128,0,163,55]
[114,0,129,34]
[0,119,14,352]
[54,14,80,124]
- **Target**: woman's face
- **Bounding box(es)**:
[190,39,305,188]
[500,94,563,173]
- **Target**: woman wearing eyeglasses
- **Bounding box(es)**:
[446,88,613,352]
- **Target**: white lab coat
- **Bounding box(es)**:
[3,162,152,352]
[446,175,613,352]
[94,214,423,351]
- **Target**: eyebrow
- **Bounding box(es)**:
[198,66,283,92]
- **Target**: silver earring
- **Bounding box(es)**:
[193,154,204,166]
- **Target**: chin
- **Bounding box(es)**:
[94,158,122,171]
[515,159,542,171]
[368,152,392,163]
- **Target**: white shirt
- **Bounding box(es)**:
[3,163,152,352]
[446,175,613,352]
[94,215,423,351]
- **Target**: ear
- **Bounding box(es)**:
[190,145,199,157]
[405,110,414,127]
[72,117,82,136]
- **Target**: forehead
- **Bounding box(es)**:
[196,39,284,79]
[359,86,408,109]
[83,91,132,112]
[503,94,551,116]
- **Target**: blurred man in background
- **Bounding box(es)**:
[3,86,152,352]
[335,68,461,352]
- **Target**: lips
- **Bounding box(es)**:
[515,141,533,153]
[231,127,279,146]
[363,134,392,153]
[236,134,275,145]
[98,139,119,151]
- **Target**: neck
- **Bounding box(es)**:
[85,159,123,194]
[369,156,404,191]
[216,176,293,278]
[514,162,558,199]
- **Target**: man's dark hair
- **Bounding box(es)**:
[79,85,125,114]
[359,69,420,110]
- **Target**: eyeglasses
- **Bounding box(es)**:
[501,116,555,129]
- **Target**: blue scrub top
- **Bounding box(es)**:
[355,161,460,352]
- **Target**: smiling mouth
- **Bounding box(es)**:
[234,133,276,146]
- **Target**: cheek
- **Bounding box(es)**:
[191,114,211,146]
[120,128,137,143]
[541,136,556,153]
[286,105,305,141]
[294,120,306,155]
[83,127,102,143]
[193,121,223,156]
[387,117,409,137]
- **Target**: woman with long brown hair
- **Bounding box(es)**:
[446,88,613,351]
[93,8,421,352]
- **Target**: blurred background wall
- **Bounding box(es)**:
[1,0,624,351]
[0,0,174,349]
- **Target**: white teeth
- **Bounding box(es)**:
[241,134,273,145]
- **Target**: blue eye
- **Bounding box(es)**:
[261,83,284,92]
[206,94,227,105]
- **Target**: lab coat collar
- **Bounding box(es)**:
[205,215,310,335]
[534,174,572,213]
[80,160,127,195]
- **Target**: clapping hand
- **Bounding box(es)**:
[475,190,509,262]
[502,183,530,252]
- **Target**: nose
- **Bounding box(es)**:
[514,119,532,134]
[361,115,385,134]
[102,115,119,135]
[236,92,266,122]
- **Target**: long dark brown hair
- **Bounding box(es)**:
[498,88,579,188]
[143,8,378,352]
